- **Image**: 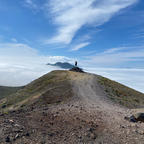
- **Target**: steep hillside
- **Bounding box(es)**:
[0,70,144,144]
[0,71,73,111]
[98,76,144,108]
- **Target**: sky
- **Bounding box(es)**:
[0,0,144,93]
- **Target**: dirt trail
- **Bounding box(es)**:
[68,71,144,144]
[69,71,127,114]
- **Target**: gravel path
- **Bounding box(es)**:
[68,71,144,144]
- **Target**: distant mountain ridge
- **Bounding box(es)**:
[47,62,74,69]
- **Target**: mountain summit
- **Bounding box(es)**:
[0,70,144,143]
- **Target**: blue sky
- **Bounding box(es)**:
[0,0,144,92]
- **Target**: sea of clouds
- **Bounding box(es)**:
[0,63,143,93]
[85,67,144,93]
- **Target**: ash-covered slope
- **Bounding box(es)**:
[0,70,144,144]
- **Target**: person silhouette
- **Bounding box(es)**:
[75,61,77,67]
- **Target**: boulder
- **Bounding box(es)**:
[126,113,144,122]
[5,136,10,142]
[69,67,84,73]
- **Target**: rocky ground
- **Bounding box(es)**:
[0,71,144,144]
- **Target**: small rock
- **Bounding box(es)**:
[87,127,94,132]
[50,122,53,125]
[127,113,144,123]
[48,133,54,137]
[69,67,84,73]
[91,134,97,140]
[5,136,10,142]
[56,111,59,114]
[42,112,47,116]
[120,125,125,128]
[129,123,136,127]
[136,130,144,135]
[9,119,14,123]
[15,134,19,139]
[14,124,20,127]
[2,104,6,108]
[89,133,97,140]
[0,113,4,116]
[72,133,75,136]
[25,132,30,136]
[76,117,79,120]
[40,119,43,122]
[78,136,82,139]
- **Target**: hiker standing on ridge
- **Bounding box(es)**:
[75,61,77,67]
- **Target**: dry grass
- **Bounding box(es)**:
[0,70,73,111]
[98,76,144,108]
[0,86,21,100]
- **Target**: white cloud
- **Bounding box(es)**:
[0,42,73,86]
[103,47,125,54]
[0,42,73,65]
[11,38,17,43]
[46,0,138,44]
[24,0,37,9]
[0,43,38,57]
[0,63,64,86]
[78,35,91,42]
[83,46,144,66]
[71,42,90,51]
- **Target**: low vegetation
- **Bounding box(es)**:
[0,71,73,111]
[98,76,144,108]
[0,86,21,100]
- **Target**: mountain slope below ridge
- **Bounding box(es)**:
[0,86,22,100]
[1,70,143,111]
[0,70,144,144]
[98,76,144,108]
[0,71,73,111]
